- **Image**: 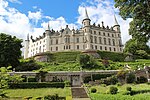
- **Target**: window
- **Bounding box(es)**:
[112,34,114,37]
[112,39,115,46]
[51,47,52,51]
[118,34,120,37]
[119,39,122,46]
[99,32,101,35]
[100,46,102,50]
[94,36,97,43]
[40,41,41,44]
[95,45,97,50]
[90,36,93,43]
[85,29,86,32]
[108,33,110,37]
[56,47,58,51]
[103,32,105,36]
[51,39,53,45]
[109,47,111,51]
[104,38,106,45]
[64,46,65,50]
[91,45,93,49]
[105,47,107,50]
[69,45,71,49]
[39,46,41,53]
[120,48,122,51]
[108,38,111,45]
[56,39,58,44]
[65,37,70,43]
[77,45,79,49]
[114,48,116,51]
[94,31,96,34]
[99,37,102,44]
[76,38,79,43]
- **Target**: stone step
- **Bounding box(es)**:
[71,87,89,98]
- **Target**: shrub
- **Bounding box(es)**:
[44,94,65,100]
[9,82,65,89]
[116,82,121,86]
[109,86,118,94]
[91,88,97,93]
[64,81,70,87]
[137,76,148,83]
[126,87,132,91]
[126,72,136,83]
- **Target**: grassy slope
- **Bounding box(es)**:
[5,87,71,98]
[90,84,150,100]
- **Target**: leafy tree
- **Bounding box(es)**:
[114,0,150,42]
[124,38,150,58]
[0,33,22,68]
[77,54,97,68]
[0,66,23,97]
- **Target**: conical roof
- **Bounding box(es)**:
[114,15,119,25]
[84,8,89,19]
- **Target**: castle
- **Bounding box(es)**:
[24,9,123,59]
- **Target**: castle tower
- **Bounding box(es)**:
[24,34,29,59]
[113,15,123,52]
[45,23,51,51]
[113,15,120,33]
[82,8,91,50]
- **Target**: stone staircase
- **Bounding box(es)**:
[71,87,90,100]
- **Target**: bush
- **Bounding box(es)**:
[9,82,65,89]
[109,86,118,94]
[126,87,132,91]
[126,72,136,83]
[137,76,148,83]
[91,88,97,93]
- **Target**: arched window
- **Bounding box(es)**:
[90,36,93,43]
[108,38,111,45]
[56,39,58,44]
[112,39,115,46]
[104,38,106,45]
[94,36,97,43]
[99,37,102,44]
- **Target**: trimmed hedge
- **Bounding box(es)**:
[97,51,126,62]
[9,82,65,89]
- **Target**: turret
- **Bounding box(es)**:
[24,34,29,59]
[45,23,51,51]
[113,15,120,32]
[82,8,91,28]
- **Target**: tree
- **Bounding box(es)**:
[124,38,150,58]
[0,67,23,97]
[114,0,150,42]
[0,33,22,68]
[77,54,97,68]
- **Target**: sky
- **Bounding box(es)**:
[0,0,132,45]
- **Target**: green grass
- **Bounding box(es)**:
[89,84,150,100]
[5,87,71,98]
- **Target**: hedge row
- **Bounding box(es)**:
[97,51,126,62]
[9,82,65,89]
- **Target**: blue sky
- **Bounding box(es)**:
[0,0,132,44]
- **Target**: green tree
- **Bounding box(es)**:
[114,0,150,42]
[0,67,23,97]
[124,38,150,58]
[0,33,22,68]
[77,54,97,68]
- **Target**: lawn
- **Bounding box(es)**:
[89,83,150,100]
[5,87,71,99]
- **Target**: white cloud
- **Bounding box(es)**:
[0,0,132,46]
[8,0,22,4]
[28,10,42,25]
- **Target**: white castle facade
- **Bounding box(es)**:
[24,9,123,59]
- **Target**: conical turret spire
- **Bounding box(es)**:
[46,22,50,30]
[84,8,89,19]
[27,33,29,40]
[114,15,119,25]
